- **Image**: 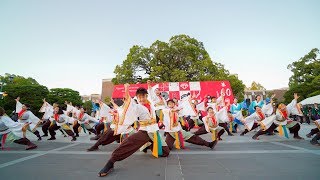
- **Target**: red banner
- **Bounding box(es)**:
[112,81,234,104]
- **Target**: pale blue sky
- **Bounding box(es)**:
[0,0,319,95]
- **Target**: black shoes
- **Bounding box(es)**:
[310,140,320,146]
[209,140,218,149]
[98,161,114,177]
[87,146,99,152]
[306,133,312,138]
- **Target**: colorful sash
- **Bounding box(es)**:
[152,131,163,158]
[174,131,185,149]
[278,125,289,139]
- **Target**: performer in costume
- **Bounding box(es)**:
[73,107,99,136]
[163,99,217,150]
[87,99,135,152]
[241,98,276,140]
[193,106,227,141]
[187,101,204,130]
[16,99,42,141]
[230,98,242,115]
[91,100,112,140]
[97,83,170,177]
[71,105,81,137]
[260,93,304,140]
[48,106,77,141]
[0,107,37,150]
[214,92,234,137]
[39,99,58,137]
[291,102,304,123]
[230,98,244,133]
[310,131,320,146]
[249,95,264,115]
[306,119,320,139]
[147,80,166,128]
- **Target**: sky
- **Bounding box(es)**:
[0,0,319,95]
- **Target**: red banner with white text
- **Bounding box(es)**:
[112,81,234,104]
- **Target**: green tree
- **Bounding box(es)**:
[83,100,93,115]
[0,74,48,116]
[104,96,111,104]
[284,48,320,103]
[1,85,49,116]
[47,88,82,106]
[112,34,245,98]
[0,73,39,86]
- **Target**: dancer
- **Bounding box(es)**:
[48,106,77,141]
[16,98,42,141]
[0,107,37,150]
[73,107,98,136]
[97,83,170,177]
[87,99,135,151]
[260,93,304,140]
[163,99,217,150]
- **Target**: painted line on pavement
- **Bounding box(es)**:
[0,149,314,155]
[270,142,320,156]
[0,143,79,169]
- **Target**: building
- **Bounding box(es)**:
[101,78,114,102]
[81,94,101,103]
[244,87,289,103]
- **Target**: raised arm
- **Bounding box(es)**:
[124,83,130,101]
[287,93,299,114]
[110,98,119,109]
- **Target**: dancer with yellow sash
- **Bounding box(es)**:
[163,99,217,150]
[260,93,304,140]
[87,98,136,152]
[91,100,112,140]
[98,83,170,177]
[48,106,77,141]
[147,80,166,128]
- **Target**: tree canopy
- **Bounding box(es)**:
[112,34,245,98]
[284,48,320,103]
[0,74,49,116]
[0,74,83,116]
[47,88,83,106]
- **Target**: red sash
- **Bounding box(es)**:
[78,113,84,120]
[257,111,265,120]
[143,103,151,113]
[280,110,288,119]
[54,114,60,121]
[18,110,26,119]
[208,115,217,126]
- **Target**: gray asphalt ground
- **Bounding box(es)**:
[0,124,319,180]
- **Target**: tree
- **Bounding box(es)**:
[0,74,48,116]
[104,96,111,104]
[47,88,82,106]
[112,34,245,98]
[83,100,93,115]
[284,48,320,103]
[1,85,49,116]
[0,73,39,86]
[247,81,266,90]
